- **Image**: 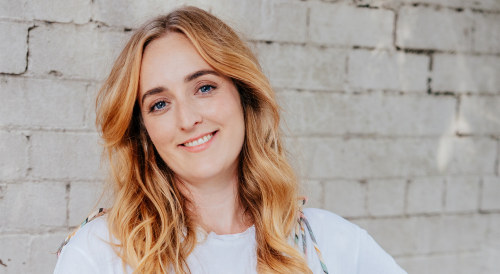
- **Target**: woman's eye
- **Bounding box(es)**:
[150,100,167,112]
[199,85,215,94]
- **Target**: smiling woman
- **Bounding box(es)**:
[53,6,406,274]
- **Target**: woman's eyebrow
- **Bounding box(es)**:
[184,69,219,83]
[142,86,166,106]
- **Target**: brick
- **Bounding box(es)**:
[255,43,346,91]
[0,77,88,128]
[348,50,429,92]
[92,0,212,28]
[396,250,500,274]
[279,91,456,136]
[253,0,307,43]
[0,235,30,274]
[29,23,130,80]
[432,54,500,93]
[487,214,500,248]
[0,22,28,74]
[367,179,405,217]
[0,131,28,180]
[309,3,394,48]
[207,0,261,39]
[481,177,500,211]
[445,177,480,213]
[353,214,488,256]
[474,13,500,54]
[27,0,92,23]
[301,180,322,209]
[0,182,66,231]
[407,178,444,214]
[68,181,105,226]
[30,233,69,273]
[324,180,366,218]
[396,6,473,52]
[458,96,500,135]
[0,0,25,20]
[0,0,92,23]
[212,0,308,42]
[297,137,496,179]
[31,132,102,180]
[84,83,99,131]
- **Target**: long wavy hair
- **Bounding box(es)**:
[96,6,310,274]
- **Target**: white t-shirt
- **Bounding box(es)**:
[54,208,407,274]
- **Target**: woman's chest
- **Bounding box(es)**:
[186,238,258,274]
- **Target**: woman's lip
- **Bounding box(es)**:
[179,131,217,153]
[179,130,217,145]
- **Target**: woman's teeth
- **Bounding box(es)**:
[183,133,213,147]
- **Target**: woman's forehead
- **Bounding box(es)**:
[139,32,213,93]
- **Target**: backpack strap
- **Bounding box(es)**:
[295,197,329,274]
[56,208,108,258]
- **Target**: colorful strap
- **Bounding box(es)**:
[56,208,108,258]
[294,197,329,274]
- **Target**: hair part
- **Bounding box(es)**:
[96,6,311,274]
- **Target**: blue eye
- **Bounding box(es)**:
[199,85,215,94]
[150,100,167,112]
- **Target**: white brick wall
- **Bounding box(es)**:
[348,49,429,92]
[396,6,473,52]
[30,132,101,180]
[29,23,129,81]
[473,12,500,54]
[367,179,406,217]
[0,0,499,273]
[481,177,500,211]
[0,131,28,180]
[0,22,29,74]
[278,91,456,136]
[0,77,89,128]
[0,182,67,232]
[444,177,480,213]
[432,54,500,93]
[300,137,496,179]
[309,3,394,48]
[256,43,347,90]
[458,95,500,134]
[406,178,444,214]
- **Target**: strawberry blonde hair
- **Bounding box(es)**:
[96,6,311,274]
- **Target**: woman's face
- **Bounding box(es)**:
[139,32,245,186]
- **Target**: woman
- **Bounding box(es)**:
[54,6,406,274]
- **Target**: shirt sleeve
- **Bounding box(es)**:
[355,228,407,274]
[53,245,99,274]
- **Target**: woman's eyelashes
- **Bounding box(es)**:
[149,100,169,113]
[197,84,216,95]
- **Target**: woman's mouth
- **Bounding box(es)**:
[182,131,217,147]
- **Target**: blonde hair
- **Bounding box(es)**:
[96,6,311,274]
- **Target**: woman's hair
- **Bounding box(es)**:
[96,6,310,274]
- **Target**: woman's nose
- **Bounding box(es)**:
[176,99,203,130]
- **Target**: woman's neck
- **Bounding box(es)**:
[177,173,252,235]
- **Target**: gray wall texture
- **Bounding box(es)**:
[0,0,499,273]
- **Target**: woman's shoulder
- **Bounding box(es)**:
[63,216,113,250]
[302,208,407,274]
[302,207,360,239]
[54,215,127,274]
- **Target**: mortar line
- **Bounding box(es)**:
[66,182,71,227]
[455,94,462,135]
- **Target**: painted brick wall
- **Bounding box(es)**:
[0,0,499,273]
